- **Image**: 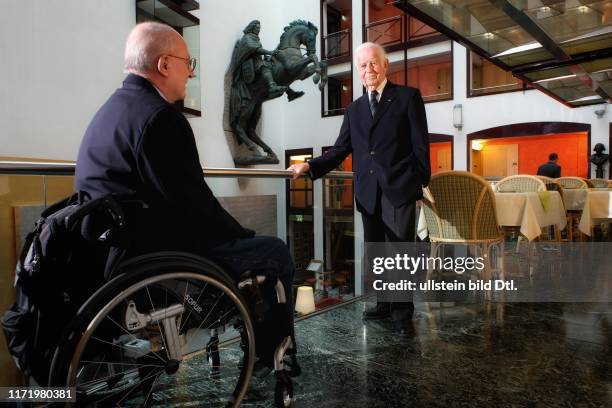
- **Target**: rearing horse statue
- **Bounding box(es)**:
[229,20,328,165]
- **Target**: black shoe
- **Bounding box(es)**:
[391,307,415,335]
[392,319,416,336]
[363,303,391,320]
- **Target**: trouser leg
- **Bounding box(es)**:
[207,236,295,360]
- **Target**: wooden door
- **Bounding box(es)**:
[436,147,451,172]
[482,144,518,177]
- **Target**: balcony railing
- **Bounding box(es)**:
[365,14,442,48]
[323,29,351,60]
[365,15,403,47]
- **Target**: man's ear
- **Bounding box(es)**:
[157,56,169,77]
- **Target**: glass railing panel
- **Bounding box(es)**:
[0,174,48,386]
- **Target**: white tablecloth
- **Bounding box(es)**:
[578,190,612,235]
[416,191,567,242]
[495,192,566,241]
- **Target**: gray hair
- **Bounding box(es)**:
[354,42,387,65]
[123,22,179,74]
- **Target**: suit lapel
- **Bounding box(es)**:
[371,82,397,130]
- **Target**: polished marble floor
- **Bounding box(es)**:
[239,300,612,408]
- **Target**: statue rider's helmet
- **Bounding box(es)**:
[244,20,261,35]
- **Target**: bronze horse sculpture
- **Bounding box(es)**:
[230,20,328,165]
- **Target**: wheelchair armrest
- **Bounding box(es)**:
[237,275,266,289]
[237,275,286,304]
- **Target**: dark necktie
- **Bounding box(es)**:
[369,90,378,118]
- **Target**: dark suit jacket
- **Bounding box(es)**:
[537,161,561,178]
[309,82,430,214]
[76,74,253,252]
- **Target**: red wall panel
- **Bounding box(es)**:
[479,133,589,178]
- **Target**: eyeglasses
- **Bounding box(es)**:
[167,54,197,72]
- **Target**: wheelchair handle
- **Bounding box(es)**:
[64,195,126,231]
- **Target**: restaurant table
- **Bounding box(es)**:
[417,191,566,242]
[577,189,612,236]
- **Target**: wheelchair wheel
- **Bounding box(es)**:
[48,253,256,407]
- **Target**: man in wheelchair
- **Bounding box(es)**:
[6,21,299,406]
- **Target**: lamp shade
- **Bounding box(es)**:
[295,286,316,315]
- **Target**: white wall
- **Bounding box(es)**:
[0,0,134,160]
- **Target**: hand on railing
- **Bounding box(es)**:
[287,162,311,180]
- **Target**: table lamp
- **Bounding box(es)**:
[295,286,316,315]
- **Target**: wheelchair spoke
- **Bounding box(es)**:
[195,292,226,332]
[145,286,171,361]
[79,361,165,369]
[178,282,209,334]
[75,365,151,388]
[116,369,163,407]
[203,306,238,331]
[142,369,165,407]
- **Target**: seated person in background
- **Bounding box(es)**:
[75,22,294,370]
[537,153,561,178]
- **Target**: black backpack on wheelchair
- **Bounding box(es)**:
[2,193,298,407]
[2,192,127,385]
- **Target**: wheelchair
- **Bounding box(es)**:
[9,195,299,407]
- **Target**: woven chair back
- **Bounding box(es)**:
[421,171,502,243]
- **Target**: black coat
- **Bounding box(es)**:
[76,74,253,252]
[309,82,430,214]
[537,161,561,178]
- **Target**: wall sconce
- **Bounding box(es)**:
[453,104,463,130]
[471,140,484,151]
[342,85,348,92]
[594,104,607,118]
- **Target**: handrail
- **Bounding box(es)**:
[364,15,402,28]
[0,160,353,179]
[322,28,350,39]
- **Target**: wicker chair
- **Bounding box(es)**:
[588,178,610,188]
[421,171,504,283]
[496,175,546,192]
[555,177,588,189]
[554,177,590,241]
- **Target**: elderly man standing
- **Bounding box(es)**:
[76,22,295,372]
[288,42,430,333]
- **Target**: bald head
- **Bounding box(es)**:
[124,22,183,75]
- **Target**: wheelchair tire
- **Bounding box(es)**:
[48,253,256,407]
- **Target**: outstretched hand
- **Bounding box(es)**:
[287,162,310,180]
